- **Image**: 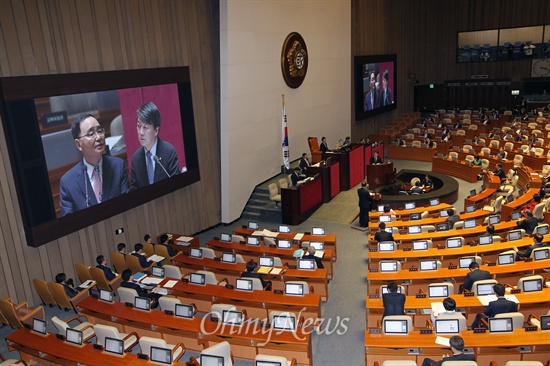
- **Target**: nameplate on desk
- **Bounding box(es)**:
[93,344,104,351]
[511,288,521,294]
[138,353,149,360]
[420,329,432,334]
[304,232,311,235]
[213,257,221,261]
[403,247,411,251]
[409,267,418,272]
[56,334,65,340]
[408,348,421,355]
[369,294,380,299]
[241,225,247,228]
[369,328,382,334]
[473,328,486,333]
[164,310,174,315]
[125,302,133,307]
[214,236,220,240]
[225,284,234,289]
[370,268,379,272]
[369,248,377,252]
[468,242,478,246]
[406,309,417,315]
[91,293,98,299]
[524,258,533,262]
[518,346,532,353]
[525,326,538,332]
[415,293,426,298]
[269,244,276,248]
[437,245,445,249]
[401,280,410,285]
[274,290,283,294]
[464,292,475,297]
[448,265,457,269]
[487,262,496,266]
[182,278,189,283]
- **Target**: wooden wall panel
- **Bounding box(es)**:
[0,0,220,305]
[352,0,550,140]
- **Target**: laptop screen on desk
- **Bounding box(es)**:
[435,319,460,334]
[489,317,513,333]
[428,285,448,298]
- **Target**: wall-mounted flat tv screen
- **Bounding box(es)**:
[0,67,200,247]
[354,54,397,120]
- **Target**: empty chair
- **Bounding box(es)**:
[490,140,499,149]
[32,278,57,307]
[481,159,489,170]
[464,155,474,164]
[110,252,128,273]
[532,204,545,220]
[504,142,514,151]
[255,354,297,366]
[462,145,473,153]
[471,279,498,295]
[482,196,504,213]
[494,312,525,329]
[117,287,139,304]
[231,234,245,243]
[158,296,182,312]
[412,128,421,134]
[468,124,477,130]
[75,263,93,284]
[199,247,217,258]
[139,336,185,362]
[268,183,281,206]
[278,178,288,191]
[210,304,237,320]
[452,221,464,229]
[263,237,276,246]
[89,267,122,294]
[198,341,233,366]
[0,297,44,329]
[51,315,95,342]
[480,147,491,156]
[382,361,416,366]
[398,190,409,195]
[504,362,543,366]
[477,138,485,146]
[449,152,458,161]
[0,354,27,366]
[93,324,139,351]
[421,225,435,232]
[48,282,88,313]
[405,133,414,140]
[412,140,421,147]
[456,129,465,136]
[513,154,523,167]
[163,264,183,279]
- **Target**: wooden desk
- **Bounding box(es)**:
[205,239,333,279]
[432,156,481,183]
[308,160,340,202]
[157,233,200,255]
[368,209,490,229]
[282,177,323,225]
[464,174,500,208]
[6,328,184,366]
[77,297,313,365]
[233,226,337,261]
[367,162,395,189]
[369,203,453,219]
[387,145,436,162]
[501,187,540,220]
[171,255,329,301]
[364,329,550,365]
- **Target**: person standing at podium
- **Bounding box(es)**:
[291,167,301,187]
[320,137,329,152]
[369,150,383,164]
[357,181,372,227]
[299,153,310,175]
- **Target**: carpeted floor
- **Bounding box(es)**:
[0,159,479,365]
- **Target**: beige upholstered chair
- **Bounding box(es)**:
[163,265,183,279]
[117,287,139,304]
[268,183,281,206]
[197,341,233,366]
[75,263,93,284]
[141,242,155,257]
[279,178,289,191]
[490,140,499,149]
[138,336,185,362]
[51,315,95,342]
[93,324,139,351]
[0,354,27,366]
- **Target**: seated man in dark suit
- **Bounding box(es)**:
[445,209,461,228]
[421,336,475,366]
[410,181,424,194]
[374,222,394,242]
[517,209,538,234]
[96,255,117,281]
[369,151,383,164]
[453,121,463,129]
[492,163,506,182]
[55,273,81,298]
[421,174,433,188]
[461,262,492,293]
[290,167,301,187]
[382,281,405,318]
[157,234,179,257]
[470,283,517,328]
[513,233,547,259]
[131,243,154,269]
[302,246,324,269]
[117,242,127,255]
[241,260,271,290]
[120,269,161,308]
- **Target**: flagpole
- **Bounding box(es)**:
[281,94,290,174]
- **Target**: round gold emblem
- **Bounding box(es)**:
[281,32,308,88]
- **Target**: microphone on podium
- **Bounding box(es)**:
[153,155,172,178]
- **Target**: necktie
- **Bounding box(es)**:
[371,94,374,108]
[146,150,154,184]
[92,166,102,203]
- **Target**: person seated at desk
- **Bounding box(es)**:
[241,260,272,290]
[461,262,491,293]
[382,281,405,318]
[291,167,301,187]
[120,269,161,308]
[521,194,541,216]
[320,136,329,152]
[374,222,394,242]
[442,131,452,142]
[472,155,483,167]
[441,126,450,136]
[424,137,434,148]
[421,174,433,188]
[370,151,383,165]
[492,110,500,120]
[445,209,460,228]
[513,233,547,259]
[472,135,482,145]
[453,121,463,129]
[410,181,424,194]
[421,121,429,129]
[157,234,179,257]
[421,129,433,139]
[492,163,506,182]
[96,255,117,281]
[55,272,81,298]
[517,209,538,234]
[425,116,434,124]
[302,246,324,269]
[481,116,491,125]
[299,153,310,174]
[343,136,351,145]
[131,243,155,269]
[421,336,475,366]
[470,283,517,329]
[383,204,396,215]
[485,224,495,236]
[502,131,513,140]
[395,136,406,147]
[430,297,466,325]
[117,242,127,255]
[514,131,524,142]
[495,147,506,160]
[144,234,154,244]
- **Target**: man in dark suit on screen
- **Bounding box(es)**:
[59,114,129,216]
[364,71,379,110]
[130,102,180,190]
[357,181,372,227]
[380,69,393,106]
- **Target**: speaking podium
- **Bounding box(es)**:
[366,162,395,189]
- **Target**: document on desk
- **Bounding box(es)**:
[431,302,446,314]
[435,336,450,347]
[270,268,283,275]
[147,254,165,262]
[163,280,178,288]
[294,233,304,240]
[141,277,163,285]
[256,266,272,274]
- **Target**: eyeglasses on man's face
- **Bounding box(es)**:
[78,127,105,139]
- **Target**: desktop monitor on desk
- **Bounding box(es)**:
[247,236,260,246]
[65,328,83,346]
[419,259,438,271]
[134,297,151,311]
[277,239,291,248]
[220,233,232,242]
[459,256,476,268]
[175,304,194,318]
[488,215,500,225]
[257,361,283,366]
[279,225,291,233]
[511,211,522,220]
[436,223,450,232]
[200,354,225,366]
[298,258,316,270]
[150,346,172,365]
[488,317,513,333]
[32,318,47,336]
[464,219,476,229]
[105,337,124,356]
[381,285,403,294]
[439,210,449,218]
[410,213,421,221]
[522,278,543,292]
[404,202,415,210]
[379,215,392,223]
[428,284,448,298]
[236,278,253,291]
[312,227,325,235]
[152,266,165,278]
[221,252,236,263]
[507,230,522,241]
[285,282,304,296]
[536,225,549,235]
[259,256,275,267]
[248,221,259,230]
[99,289,114,303]
[540,315,550,331]
[385,227,394,233]
[435,319,460,334]
[383,319,409,334]
[534,248,550,261]
[379,261,399,272]
[272,314,296,331]
[465,204,476,213]
[481,184,486,191]
[408,226,421,234]
[310,241,324,250]
[469,189,477,197]
[497,252,515,265]
[478,235,493,245]
[378,205,385,212]
[190,248,203,258]
[429,198,440,206]
[190,273,206,285]
[446,238,462,248]
[412,240,429,250]
[477,283,495,295]
[378,241,396,252]
[222,310,243,325]
[506,195,514,203]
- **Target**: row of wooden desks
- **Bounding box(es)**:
[431,156,482,183]
[369,203,453,219]
[232,226,338,261]
[364,329,550,366]
[6,327,188,366]
[77,297,313,365]
[387,145,437,162]
[172,254,329,301]
[367,209,491,229]
[205,239,334,279]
